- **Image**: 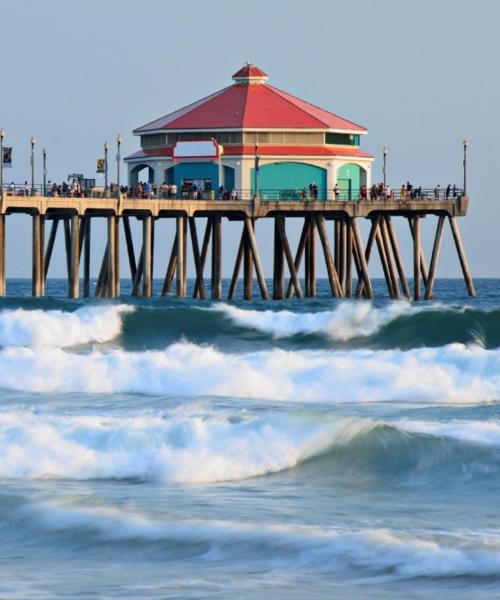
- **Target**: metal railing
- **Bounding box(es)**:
[1,184,464,202]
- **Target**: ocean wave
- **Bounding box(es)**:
[212,301,420,340]
[0,304,134,348]
[0,408,374,482]
[0,341,498,403]
[0,406,499,484]
[13,501,500,579]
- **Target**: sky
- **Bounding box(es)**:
[0,0,499,280]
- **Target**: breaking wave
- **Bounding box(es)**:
[0,340,498,403]
[9,500,500,579]
[0,407,499,484]
[0,304,134,348]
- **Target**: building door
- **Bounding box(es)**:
[337,178,352,200]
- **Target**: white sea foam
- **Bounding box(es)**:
[0,304,134,348]
[0,340,497,404]
[20,501,500,578]
[0,409,372,482]
[396,419,500,447]
[213,301,427,340]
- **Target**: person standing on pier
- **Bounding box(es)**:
[434,184,441,199]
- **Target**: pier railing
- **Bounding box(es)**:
[1,185,464,203]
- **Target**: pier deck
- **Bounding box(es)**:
[0,193,474,302]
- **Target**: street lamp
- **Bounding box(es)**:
[463,139,468,195]
[116,135,122,197]
[0,129,4,204]
[42,147,47,196]
[382,146,388,193]
[104,141,109,191]
[30,136,36,195]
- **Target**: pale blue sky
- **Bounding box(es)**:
[0,0,498,279]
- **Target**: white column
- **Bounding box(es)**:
[326,162,338,200]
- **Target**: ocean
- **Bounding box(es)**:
[0,278,499,599]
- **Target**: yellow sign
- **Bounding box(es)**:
[96,158,105,174]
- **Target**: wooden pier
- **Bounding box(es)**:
[0,193,475,300]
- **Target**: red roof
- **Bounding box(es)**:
[125,145,372,160]
[135,65,367,133]
[232,64,268,79]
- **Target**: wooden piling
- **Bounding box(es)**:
[32,214,43,297]
[315,214,342,298]
[384,216,411,300]
[107,215,116,299]
[413,216,421,301]
[277,215,303,299]
[244,217,268,300]
[380,217,400,299]
[448,216,476,297]
[424,215,445,300]
[44,219,59,281]
[345,218,353,297]
[69,214,80,299]
[143,215,152,298]
[228,230,244,300]
[189,217,207,300]
[83,217,91,297]
[351,218,374,300]
[176,216,186,297]
[211,216,222,299]
[193,218,212,299]
[375,224,395,298]
[243,223,253,300]
[285,217,310,299]
[273,216,285,300]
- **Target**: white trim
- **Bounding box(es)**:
[134,127,367,136]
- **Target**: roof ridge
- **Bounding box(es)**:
[267,84,367,131]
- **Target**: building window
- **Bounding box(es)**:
[141,134,167,148]
[325,133,360,146]
[166,132,243,145]
[244,132,324,144]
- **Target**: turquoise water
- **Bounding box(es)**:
[0,279,500,598]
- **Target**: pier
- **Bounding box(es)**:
[0,190,474,301]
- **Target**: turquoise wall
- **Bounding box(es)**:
[250,162,327,199]
[166,162,219,189]
[337,163,361,200]
[223,166,235,191]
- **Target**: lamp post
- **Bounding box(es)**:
[116,135,122,197]
[463,139,468,195]
[42,147,47,196]
[30,136,36,195]
[382,146,387,194]
[104,141,109,191]
[0,129,4,204]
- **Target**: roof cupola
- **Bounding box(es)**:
[232,63,269,85]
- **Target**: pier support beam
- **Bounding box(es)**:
[315,214,342,298]
[345,218,353,297]
[424,215,445,300]
[243,222,253,300]
[176,216,186,297]
[211,216,222,299]
[32,214,44,297]
[305,218,316,297]
[385,216,411,300]
[83,217,91,297]
[273,216,285,300]
[69,214,79,298]
[189,217,207,300]
[107,215,117,299]
[351,218,374,299]
[413,216,421,301]
[244,217,268,300]
[448,216,476,297]
[143,215,152,298]
[286,217,309,299]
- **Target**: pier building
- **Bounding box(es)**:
[0,65,475,302]
[125,64,373,200]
